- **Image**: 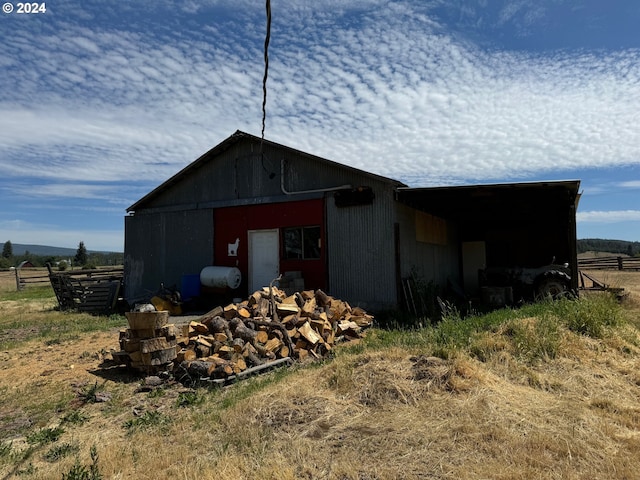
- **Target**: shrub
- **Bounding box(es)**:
[61,445,102,480]
[26,426,64,445]
[44,442,79,462]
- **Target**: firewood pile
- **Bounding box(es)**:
[112,288,374,381]
[112,310,178,371]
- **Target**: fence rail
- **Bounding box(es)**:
[578,256,640,271]
[0,267,52,290]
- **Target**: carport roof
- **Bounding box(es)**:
[395,180,581,220]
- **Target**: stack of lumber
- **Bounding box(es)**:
[113,311,178,372]
[178,288,373,381]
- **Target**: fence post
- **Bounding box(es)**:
[14,267,23,291]
[618,256,623,270]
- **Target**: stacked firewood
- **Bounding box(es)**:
[177,287,373,380]
[113,311,178,372]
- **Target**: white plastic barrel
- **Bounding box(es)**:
[200,266,242,289]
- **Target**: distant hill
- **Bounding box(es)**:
[7,240,635,258]
[577,239,640,257]
[9,243,120,256]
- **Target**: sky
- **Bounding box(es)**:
[1,0,640,252]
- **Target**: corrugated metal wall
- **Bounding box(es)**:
[395,202,460,288]
[325,183,398,310]
[124,209,214,301]
[138,141,366,211]
[127,134,469,310]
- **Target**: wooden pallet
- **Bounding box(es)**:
[47,265,124,314]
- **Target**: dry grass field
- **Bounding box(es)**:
[1,269,640,479]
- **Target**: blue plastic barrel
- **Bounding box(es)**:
[181,274,201,301]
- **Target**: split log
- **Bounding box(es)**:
[176,348,197,363]
[195,344,211,358]
[189,321,209,335]
[315,289,331,307]
[140,337,174,354]
[264,337,283,354]
[223,303,238,319]
[141,346,176,366]
[299,321,322,345]
[203,316,233,341]
[295,292,305,308]
[242,343,264,366]
[214,332,228,343]
[232,337,245,353]
[301,297,317,316]
[248,290,262,307]
[233,322,256,343]
[121,338,140,353]
[209,363,234,378]
[300,290,315,300]
[277,303,300,315]
[218,345,234,358]
[230,353,247,373]
[201,305,224,319]
[180,360,209,378]
[278,345,290,359]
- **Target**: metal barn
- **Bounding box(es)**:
[124,130,580,310]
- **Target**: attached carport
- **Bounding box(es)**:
[396,180,581,297]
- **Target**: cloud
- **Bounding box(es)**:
[1,2,639,190]
[577,210,640,224]
[1,1,640,250]
[618,181,640,189]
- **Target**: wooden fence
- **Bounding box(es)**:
[9,267,51,290]
[578,256,640,271]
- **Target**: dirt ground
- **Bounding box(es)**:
[3,268,640,479]
[1,268,638,398]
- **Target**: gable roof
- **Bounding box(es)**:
[127,130,406,212]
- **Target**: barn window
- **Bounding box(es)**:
[283,226,321,259]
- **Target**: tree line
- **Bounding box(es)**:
[1,240,123,270]
[577,238,640,257]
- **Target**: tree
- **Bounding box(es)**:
[75,241,88,267]
[2,241,12,259]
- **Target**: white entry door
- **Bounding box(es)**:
[248,229,280,293]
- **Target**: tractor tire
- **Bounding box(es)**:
[535,272,571,300]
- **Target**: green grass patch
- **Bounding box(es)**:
[0,285,54,302]
[61,445,102,480]
[361,294,622,361]
[176,390,205,407]
[0,441,12,458]
[0,310,126,351]
[502,313,562,362]
[26,426,65,446]
[78,381,107,404]
[61,410,90,425]
[44,442,80,462]
[123,411,171,434]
